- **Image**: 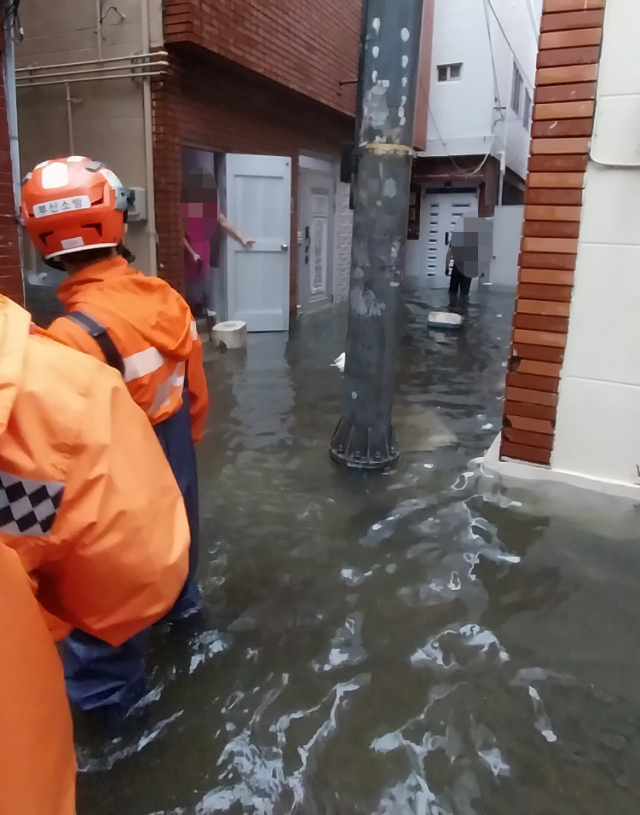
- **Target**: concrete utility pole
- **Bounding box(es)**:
[330,0,424,470]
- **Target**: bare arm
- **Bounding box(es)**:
[219,213,254,248]
[183,234,201,263]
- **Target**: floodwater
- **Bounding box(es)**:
[77,286,640,815]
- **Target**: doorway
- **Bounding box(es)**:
[406,190,478,285]
[182,145,227,322]
[298,155,336,313]
[182,147,292,332]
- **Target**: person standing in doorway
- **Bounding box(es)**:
[182,169,254,331]
[446,243,472,298]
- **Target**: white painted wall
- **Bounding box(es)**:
[550,0,640,493]
[425,0,539,180]
[489,205,523,287]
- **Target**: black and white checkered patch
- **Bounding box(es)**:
[0,470,64,536]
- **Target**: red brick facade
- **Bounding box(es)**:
[500,0,606,466]
[152,48,353,307]
[163,0,362,118]
[0,25,22,304]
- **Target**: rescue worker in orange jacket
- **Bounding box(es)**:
[22,156,210,720]
[0,294,189,815]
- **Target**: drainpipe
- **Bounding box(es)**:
[3,26,20,210]
[65,82,75,153]
[3,17,25,302]
[141,0,158,276]
[95,0,103,61]
[330,0,425,470]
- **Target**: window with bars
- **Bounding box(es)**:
[437,63,463,82]
[511,63,523,115]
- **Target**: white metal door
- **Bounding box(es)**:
[298,168,335,312]
[422,192,478,284]
[225,154,292,332]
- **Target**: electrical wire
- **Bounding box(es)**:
[483,0,534,88]
[482,0,502,112]
[427,104,496,176]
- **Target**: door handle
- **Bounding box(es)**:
[281,243,289,251]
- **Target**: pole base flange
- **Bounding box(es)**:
[329,419,400,470]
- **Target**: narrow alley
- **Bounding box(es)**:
[76,286,640,815]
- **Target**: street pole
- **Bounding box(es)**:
[330,0,425,470]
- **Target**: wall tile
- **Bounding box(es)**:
[506,386,559,406]
[523,221,581,238]
[529,154,589,172]
[505,413,556,434]
[514,314,570,333]
[537,47,601,69]
[543,0,605,11]
[536,82,597,104]
[519,268,575,285]
[541,9,605,32]
[526,188,584,205]
[521,236,579,253]
[525,204,582,221]
[580,164,640,245]
[518,252,577,270]
[502,442,552,465]
[528,173,584,189]
[503,427,555,449]
[518,282,573,300]
[504,400,558,421]
[534,100,595,119]
[536,64,598,84]
[516,299,572,317]
[562,244,640,387]
[513,329,568,348]
[513,359,564,377]
[553,377,640,483]
[507,371,561,392]
[531,137,591,154]
[539,27,602,50]
[531,119,594,138]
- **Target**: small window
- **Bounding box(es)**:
[437,63,463,82]
[523,90,532,129]
[511,63,523,114]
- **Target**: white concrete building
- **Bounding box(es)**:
[408,0,541,285]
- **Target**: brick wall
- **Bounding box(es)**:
[163,0,361,118]
[152,49,352,307]
[500,0,606,467]
[0,25,22,304]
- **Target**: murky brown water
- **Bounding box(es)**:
[76,286,640,815]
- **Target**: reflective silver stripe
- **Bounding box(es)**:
[149,363,186,415]
[123,346,165,383]
[190,321,198,340]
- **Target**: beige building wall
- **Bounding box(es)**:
[16,0,163,274]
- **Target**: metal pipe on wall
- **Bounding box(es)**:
[141,0,158,277]
[95,0,103,62]
[16,71,166,89]
[16,51,168,74]
[17,60,168,84]
[64,82,75,154]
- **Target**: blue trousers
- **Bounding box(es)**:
[63,391,201,716]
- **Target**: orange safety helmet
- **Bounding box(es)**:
[22,156,129,259]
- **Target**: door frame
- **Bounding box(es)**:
[298,154,337,313]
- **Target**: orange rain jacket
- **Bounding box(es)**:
[47,256,209,443]
[0,296,190,815]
